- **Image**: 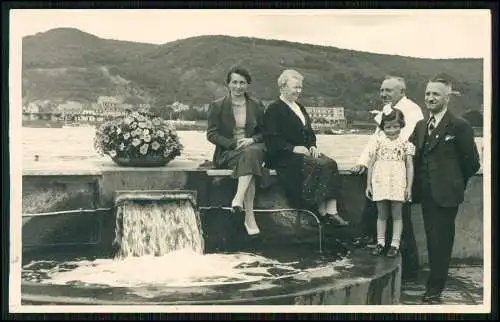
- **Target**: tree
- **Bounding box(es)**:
[461,110,483,127]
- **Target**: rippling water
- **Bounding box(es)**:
[20,127,484,171]
[22,249,347,288]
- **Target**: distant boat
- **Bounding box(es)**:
[62,121,80,128]
[62,121,95,128]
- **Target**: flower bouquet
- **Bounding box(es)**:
[94,108,183,167]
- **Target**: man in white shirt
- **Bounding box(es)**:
[350,76,424,281]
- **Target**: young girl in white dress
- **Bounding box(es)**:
[365,108,415,257]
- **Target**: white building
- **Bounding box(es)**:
[95,96,127,118]
[171,102,190,113]
[305,106,345,122]
[97,96,119,110]
[25,102,40,114]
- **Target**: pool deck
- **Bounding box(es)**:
[400,263,484,305]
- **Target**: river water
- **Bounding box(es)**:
[20,127,484,172]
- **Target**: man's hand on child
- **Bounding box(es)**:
[405,188,412,202]
[309,146,320,158]
[350,164,367,175]
[365,185,373,200]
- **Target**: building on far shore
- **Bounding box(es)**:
[305,106,346,127]
[95,96,130,118]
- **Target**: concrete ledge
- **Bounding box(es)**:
[22,159,358,176]
[206,169,354,176]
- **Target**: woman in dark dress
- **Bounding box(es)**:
[263,69,349,225]
[207,66,267,235]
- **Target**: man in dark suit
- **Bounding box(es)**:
[409,78,480,304]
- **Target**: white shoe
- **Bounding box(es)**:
[244,222,260,235]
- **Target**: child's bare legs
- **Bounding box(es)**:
[390,201,403,250]
[373,200,390,255]
[376,200,390,246]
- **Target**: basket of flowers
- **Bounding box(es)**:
[94,108,183,167]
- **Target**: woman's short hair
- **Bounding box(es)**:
[379,108,406,130]
[277,69,304,88]
[225,65,252,84]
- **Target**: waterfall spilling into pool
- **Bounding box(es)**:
[20,188,402,305]
[113,195,204,258]
[22,191,330,288]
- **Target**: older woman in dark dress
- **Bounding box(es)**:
[263,69,349,225]
[207,66,267,235]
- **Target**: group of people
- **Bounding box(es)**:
[206,66,480,304]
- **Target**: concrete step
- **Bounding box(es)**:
[400,265,483,305]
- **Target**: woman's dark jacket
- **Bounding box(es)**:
[263,98,317,169]
[206,94,266,167]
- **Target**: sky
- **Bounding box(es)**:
[10,9,491,59]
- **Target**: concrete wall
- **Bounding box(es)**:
[21,167,484,265]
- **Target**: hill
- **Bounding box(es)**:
[22,28,483,117]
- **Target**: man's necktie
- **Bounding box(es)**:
[428,116,436,135]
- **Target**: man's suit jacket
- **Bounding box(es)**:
[409,109,480,207]
[206,94,265,167]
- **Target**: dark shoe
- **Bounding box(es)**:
[366,238,378,249]
[371,244,385,256]
[402,271,419,283]
[323,213,349,226]
[386,246,400,258]
[422,293,442,304]
[352,237,365,248]
[231,201,244,214]
[353,236,374,248]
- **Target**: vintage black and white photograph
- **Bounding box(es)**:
[9,8,491,313]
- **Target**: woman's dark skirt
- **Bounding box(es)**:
[219,143,267,179]
[274,153,342,209]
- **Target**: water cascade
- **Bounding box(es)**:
[21,189,402,305]
[113,191,204,258]
[23,191,325,289]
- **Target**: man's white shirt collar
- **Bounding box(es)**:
[429,107,447,127]
[374,96,407,125]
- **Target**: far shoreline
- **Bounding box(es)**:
[21,123,484,137]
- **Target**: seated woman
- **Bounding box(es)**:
[206,66,267,235]
[263,69,349,226]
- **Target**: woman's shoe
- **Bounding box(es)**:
[244,222,260,235]
[231,200,244,214]
[323,213,349,226]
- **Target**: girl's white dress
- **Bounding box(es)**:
[368,133,415,202]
